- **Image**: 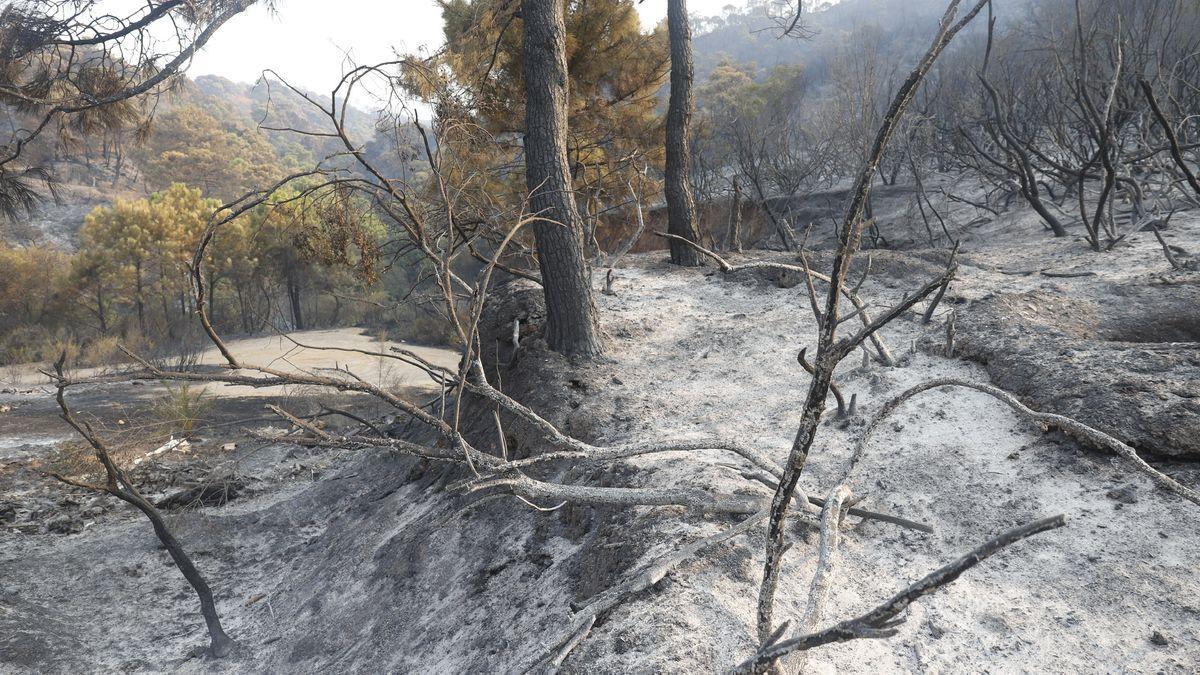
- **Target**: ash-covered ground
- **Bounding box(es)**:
[1,207,1198,672]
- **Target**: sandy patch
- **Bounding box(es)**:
[1,327,457,397]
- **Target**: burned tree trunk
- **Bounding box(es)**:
[754,0,990,650]
[727,177,743,253]
[665,0,702,267]
[1141,79,1200,199]
[523,0,603,357]
[286,272,304,331]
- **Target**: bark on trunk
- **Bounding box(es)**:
[95,286,108,334]
[665,0,702,266]
[287,274,304,331]
[523,0,603,357]
[134,259,146,335]
[727,178,743,253]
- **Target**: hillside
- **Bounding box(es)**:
[3,207,1197,670]
[2,74,407,246]
[2,1,1199,671]
[692,0,976,83]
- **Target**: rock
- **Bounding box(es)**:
[46,515,80,534]
[1105,484,1138,504]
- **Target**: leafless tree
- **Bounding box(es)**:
[46,353,235,658]
[951,0,1200,247]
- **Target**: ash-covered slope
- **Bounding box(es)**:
[3,227,1199,672]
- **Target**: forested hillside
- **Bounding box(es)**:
[3,73,393,240]
[691,0,960,82]
[0,72,438,364]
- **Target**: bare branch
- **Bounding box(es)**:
[854,378,1200,507]
[733,514,1066,673]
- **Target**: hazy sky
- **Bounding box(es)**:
[189,0,751,92]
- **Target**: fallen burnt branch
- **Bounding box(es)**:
[855,378,1200,506]
[796,485,853,634]
[732,514,1066,673]
[459,470,765,515]
[780,485,854,673]
[276,425,933,532]
[1039,269,1096,278]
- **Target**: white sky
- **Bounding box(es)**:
[189,0,751,92]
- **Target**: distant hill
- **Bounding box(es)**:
[2,73,424,246]
[190,74,379,163]
[691,0,990,84]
